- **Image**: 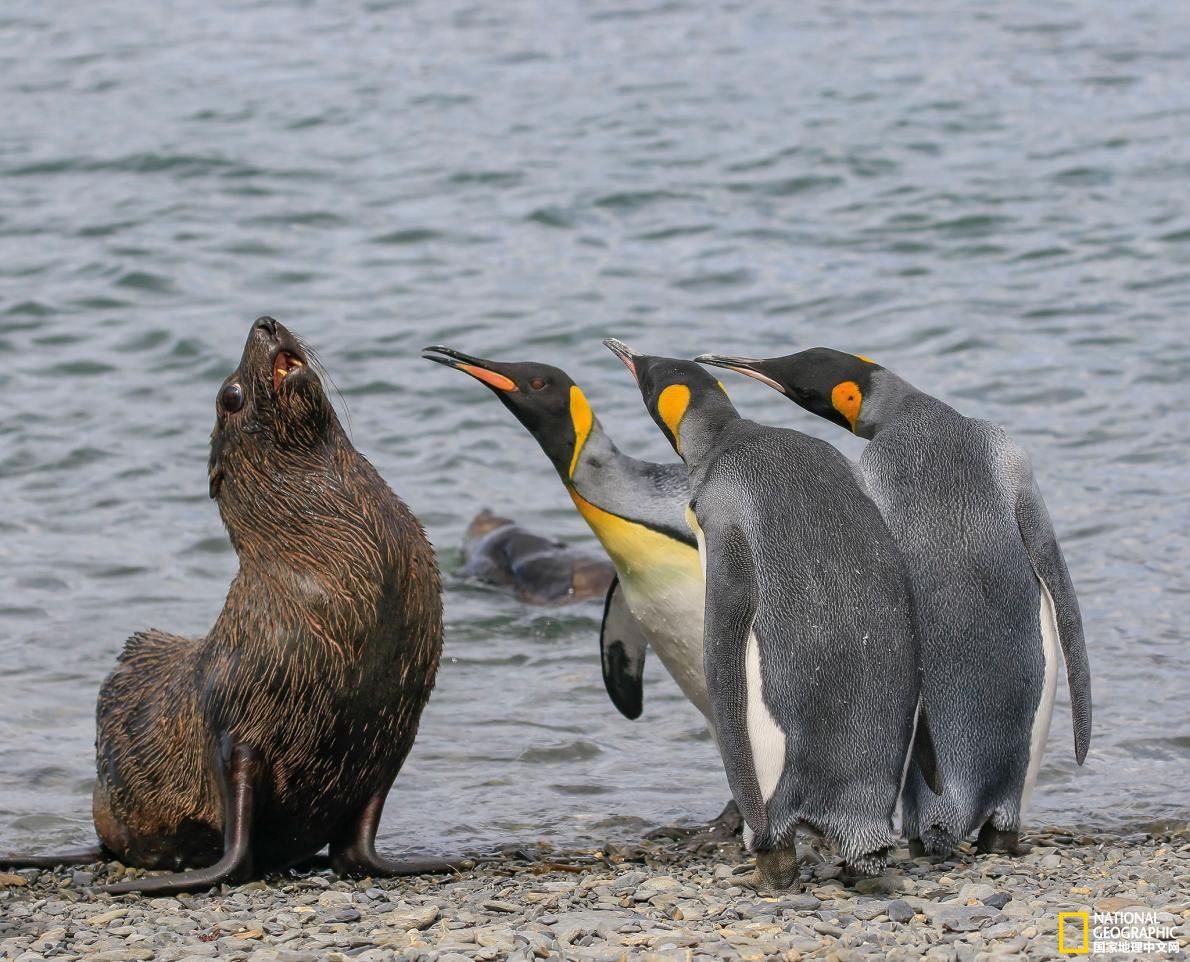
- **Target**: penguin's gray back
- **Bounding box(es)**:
[860,393,1048,831]
[695,420,919,858]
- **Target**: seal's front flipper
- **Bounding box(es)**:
[329,791,470,878]
[0,848,108,869]
[102,744,261,895]
[709,798,744,837]
[643,797,744,846]
[599,576,647,720]
[911,704,943,796]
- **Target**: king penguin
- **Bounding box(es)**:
[422,346,740,835]
[604,338,936,888]
[698,347,1092,857]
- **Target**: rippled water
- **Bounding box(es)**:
[2,0,1188,858]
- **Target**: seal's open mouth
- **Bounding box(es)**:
[273,351,305,392]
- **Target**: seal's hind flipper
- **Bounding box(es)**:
[0,848,107,869]
[599,577,648,720]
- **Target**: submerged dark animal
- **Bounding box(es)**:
[461,509,615,604]
[3,317,457,894]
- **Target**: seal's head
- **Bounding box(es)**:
[208,317,338,524]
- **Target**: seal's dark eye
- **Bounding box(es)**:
[529,377,548,391]
[221,383,244,413]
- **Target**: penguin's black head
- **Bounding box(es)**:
[697,346,881,434]
[422,345,594,481]
[604,338,735,457]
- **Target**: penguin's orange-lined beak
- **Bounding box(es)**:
[695,353,786,395]
[602,338,640,382]
[422,346,519,392]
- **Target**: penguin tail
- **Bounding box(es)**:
[912,705,944,796]
[919,823,960,857]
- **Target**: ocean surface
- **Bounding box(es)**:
[2,0,1188,859]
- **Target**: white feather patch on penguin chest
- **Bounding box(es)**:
[746,631,786,803]
[685,506,787,802]
[619,571,711,723]
[1021,576,1059,815]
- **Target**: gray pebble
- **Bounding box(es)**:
[887,899,916,923]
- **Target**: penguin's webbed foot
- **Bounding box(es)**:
[976,824,1031,857]
[842,847,889,882]
[739,847,800,892]
[918,824,960,859]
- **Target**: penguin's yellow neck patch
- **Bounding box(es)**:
[854,354,877,365]
[568,385,593,479]
[569,489,700,579]
[657,383,691,449]
[831,380,863,431]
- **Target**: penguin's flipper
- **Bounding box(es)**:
[599,576,647,720]
[912,704,944,795]
[1014,470,1092,764]
[700,519,769,839]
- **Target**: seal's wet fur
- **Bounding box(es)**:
[12,318,446,891]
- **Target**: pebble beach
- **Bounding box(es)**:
[3,828,1186,962]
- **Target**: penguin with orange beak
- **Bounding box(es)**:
[604,338,935,888]
[698,346,1091,858]
[422,345,740,836]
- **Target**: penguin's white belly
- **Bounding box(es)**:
[619,570,712,726]
[1021,576,1059,814]
[568,490,711,727]
[745,630,786,803]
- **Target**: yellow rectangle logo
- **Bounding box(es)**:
[1059,911,1090,954]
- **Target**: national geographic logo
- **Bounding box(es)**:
[1059,910,1183,955]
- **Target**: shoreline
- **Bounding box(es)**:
[2,828,1187,961]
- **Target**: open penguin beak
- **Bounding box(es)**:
[421,345,520,393]
[695,353,786,395]
[602,338,642,381]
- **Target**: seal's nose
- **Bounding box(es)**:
[254,316,278,338]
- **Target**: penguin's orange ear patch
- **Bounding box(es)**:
[460,365,518,392]
[568,385,593,478]
[657,383,691,447]
[831,380,863,431]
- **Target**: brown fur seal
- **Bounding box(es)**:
[3,317,458,894]
[462,509,615,604]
